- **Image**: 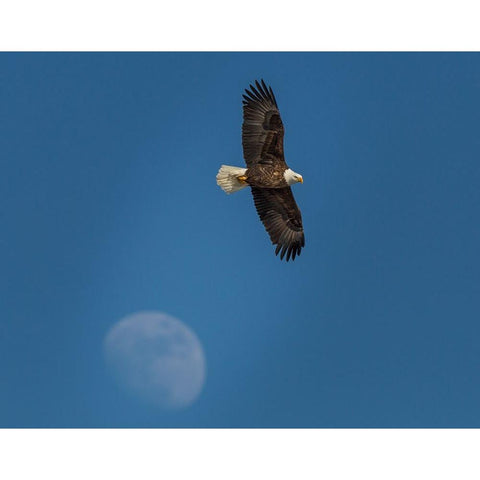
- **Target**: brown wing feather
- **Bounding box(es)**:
[251,186,305,261]
[242,80,285,167]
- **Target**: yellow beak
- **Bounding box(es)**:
[298,176,303,183]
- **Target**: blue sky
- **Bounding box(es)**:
[1,52,480,427]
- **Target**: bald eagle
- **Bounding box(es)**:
[216,80,305,261]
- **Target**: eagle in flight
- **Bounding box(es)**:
[216,80,305,261]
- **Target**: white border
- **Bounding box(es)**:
[0,429,479,479]
[1,0,480,50]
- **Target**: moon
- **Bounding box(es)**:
[103,311,206,409]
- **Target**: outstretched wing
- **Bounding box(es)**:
[251,187,305,261]
[242,79,285,167]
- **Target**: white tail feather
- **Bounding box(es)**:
[216,165,248,194]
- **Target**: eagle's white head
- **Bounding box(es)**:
[284,168,304,186]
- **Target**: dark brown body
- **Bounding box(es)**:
[240,80,305,261]
[244,164,288,188]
